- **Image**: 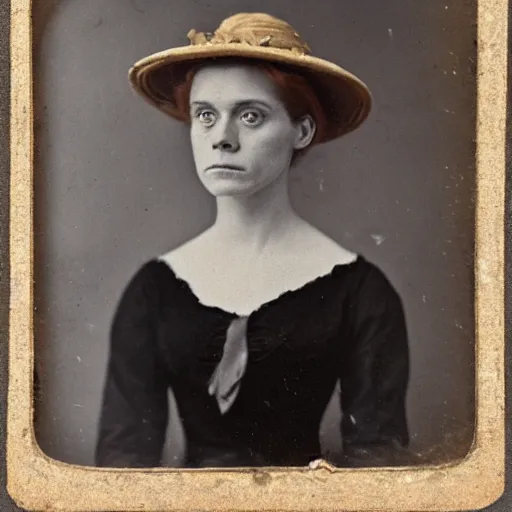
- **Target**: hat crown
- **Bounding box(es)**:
[187,13,311,55]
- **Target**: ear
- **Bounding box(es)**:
[293,115,316,150]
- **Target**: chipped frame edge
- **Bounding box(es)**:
[6,0,507,510]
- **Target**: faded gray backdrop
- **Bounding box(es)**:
[33,0,477,467]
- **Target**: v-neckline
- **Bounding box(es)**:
[154,255,362,318]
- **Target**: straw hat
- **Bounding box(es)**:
[129,13,372,143]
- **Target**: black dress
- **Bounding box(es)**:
[95,255,410,468]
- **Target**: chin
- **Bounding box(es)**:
[205,183,257,197]
[199,170,285,198]
[200,174,262,197]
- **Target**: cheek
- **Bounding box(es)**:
[190,128,209,160]
[245,127,294,161]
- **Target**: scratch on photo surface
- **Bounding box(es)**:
[370,234,385,246]
[449,51,461,64]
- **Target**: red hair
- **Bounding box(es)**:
[173,59,328,148]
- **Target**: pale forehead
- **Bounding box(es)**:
[190,62,281,106]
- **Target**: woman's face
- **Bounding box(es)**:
[189,63,315,197]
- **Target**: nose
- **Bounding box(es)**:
[212,119,240,152]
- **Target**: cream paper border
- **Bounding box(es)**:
[7,0,507,510]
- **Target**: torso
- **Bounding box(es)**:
[97,249,409,468]
[158,222,357,316]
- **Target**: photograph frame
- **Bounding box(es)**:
[6,0,508,510]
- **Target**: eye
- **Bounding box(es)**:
[195,109,217,127]
[240,110,264,126]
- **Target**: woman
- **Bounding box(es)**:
[95,12,410,469]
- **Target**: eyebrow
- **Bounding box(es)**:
[190,100,273,111]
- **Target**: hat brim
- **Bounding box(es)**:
[128,44,373,143]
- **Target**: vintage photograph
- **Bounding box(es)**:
[33,0,477,471]
[6,0,507,509]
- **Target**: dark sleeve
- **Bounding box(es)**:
[95,263,169,468]
[339,263,412,467]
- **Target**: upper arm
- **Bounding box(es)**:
[95,263,169,468]
[339,264,410,464]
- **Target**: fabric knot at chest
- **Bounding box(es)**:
[208,316,249,414]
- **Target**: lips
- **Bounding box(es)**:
[206,164,245,172]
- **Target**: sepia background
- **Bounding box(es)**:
[33,0,477,467]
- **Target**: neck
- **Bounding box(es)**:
[211,173,299,252]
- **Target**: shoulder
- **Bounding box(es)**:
[115,258,175,312]
[340,258,409,364]
[356,258,400,294]
[344,256,405,318]
[110,261,171,350]
[124,259,170,289]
